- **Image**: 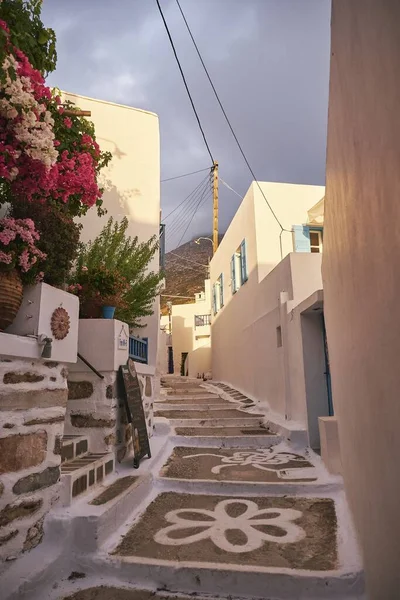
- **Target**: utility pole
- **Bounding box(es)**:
[212,160,219,254]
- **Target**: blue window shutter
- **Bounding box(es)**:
[293,225,311,252]
[240,239,248,283]
[212,284,217,314]
[220,273,224,307]
[231,255,237,293]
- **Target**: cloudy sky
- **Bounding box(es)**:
[42,0,331,249]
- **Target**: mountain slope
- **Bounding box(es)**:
[161,235,223,314]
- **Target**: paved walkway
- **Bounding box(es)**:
[10,377,363,600]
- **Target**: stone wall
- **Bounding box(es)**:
[0,358,68,569]
[66,367,155,464]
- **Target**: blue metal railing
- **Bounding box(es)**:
[129,335,148,364]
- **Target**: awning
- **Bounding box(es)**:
[307,197,324,226]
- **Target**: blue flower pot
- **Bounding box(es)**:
[102,306,116,319]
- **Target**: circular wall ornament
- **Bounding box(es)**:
[50,307,70,340]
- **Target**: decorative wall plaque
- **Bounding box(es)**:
[50,306,70,340]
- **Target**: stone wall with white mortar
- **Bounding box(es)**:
[66,367,155,465]
[0,357,68,570]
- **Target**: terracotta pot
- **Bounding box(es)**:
[0,270,23,331]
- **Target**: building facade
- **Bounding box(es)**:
[62,91,161,369]
[323,1,400,596]
[210,181,330,448]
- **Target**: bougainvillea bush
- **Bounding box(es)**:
[0,216,46,284]
[0,3,112,287]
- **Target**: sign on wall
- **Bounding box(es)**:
[119,358,151,468]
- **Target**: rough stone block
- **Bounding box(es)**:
[70,414,116,428]
[68,381,94,400]
[117,446,126,463]
[54,436,62,456]
[0,498,42,527]
[104,433,116,446]
[23,517,44,551]
[145,376,152,397]
[0,389,67,411]
[13,466,60,495]
[0,529,18,547]
[24,415,65,426]
[3,372,45,384]
[0,432,47,475]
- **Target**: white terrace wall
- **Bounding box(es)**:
[62,92,161,369]
[0,358,68,568]
[211,252,323,422]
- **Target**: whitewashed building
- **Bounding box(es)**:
[210,181,330,450]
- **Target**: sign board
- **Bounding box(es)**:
[118,358,151,468]
[118,325,129,350]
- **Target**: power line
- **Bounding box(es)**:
[161,167,212,183]
[177,181,211,247]
[175,0,285,232]
[168,188,213,244]
[168,251,209,267]
[166,178,212,239]
[220,178,243,200]
[155,0,214,163]
[163,172,210,221]
[166,174,212,237]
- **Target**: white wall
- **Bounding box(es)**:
[62,92,160,367]
[323,2,400,595]
[170,280,211,377]
[210,180,325,430]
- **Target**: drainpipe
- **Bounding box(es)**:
[279,291,292,420]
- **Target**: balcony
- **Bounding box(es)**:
[129,335,148,364]
[195,314,211,328]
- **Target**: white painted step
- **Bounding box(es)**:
[49,474,152,551]
[60,452,115,506]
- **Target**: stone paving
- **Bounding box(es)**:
[160,446,318,483]
[52,378,362,600]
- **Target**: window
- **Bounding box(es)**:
[309,229,323,253]
[231,239,248,293]
[293,225,323,253]
[276,326,282,348]
[195,314,211,327]
[212,273,224,314]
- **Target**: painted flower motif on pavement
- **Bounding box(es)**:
[154,499,305,553]
[183,448,316,479]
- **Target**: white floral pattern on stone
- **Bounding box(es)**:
[154,499,305,553]
[183,448,314,479]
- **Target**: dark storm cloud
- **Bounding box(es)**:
[42,0,331,249]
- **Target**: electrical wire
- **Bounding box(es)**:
[166,179,212,239]
[175,0,286,232]
[161,167,212,183]
[220,178,243,200]
[168,251,209,267]
[163,172,211,221]
[177,181,211,247]
[155,0,214,163]
[166,175,212,237]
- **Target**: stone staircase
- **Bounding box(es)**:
[60,435,115,506]
[6,377,364,600]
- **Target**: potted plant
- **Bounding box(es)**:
[0,217,46,330]
[68,265,129,319]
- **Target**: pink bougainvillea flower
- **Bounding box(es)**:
[64,117,72,129]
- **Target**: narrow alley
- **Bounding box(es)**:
[23,377,363,600]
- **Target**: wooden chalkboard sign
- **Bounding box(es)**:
[119,358,151,468]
